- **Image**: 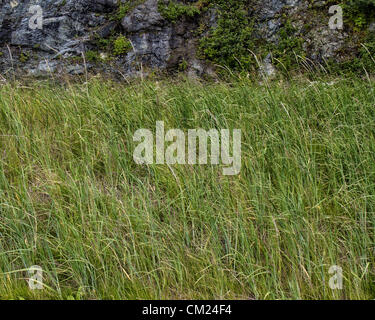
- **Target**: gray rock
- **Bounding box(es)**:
[0,0,360,78]
[121,0,164,33]
[260,53,277,78]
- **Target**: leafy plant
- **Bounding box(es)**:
[269,20,304,73]
[158,0,200,23]
[85,50,101,62]
[343,0,375,29]
[113,35,132,56]
[112,1,145,21]
[199,0,256,71]
[19,51,30,63]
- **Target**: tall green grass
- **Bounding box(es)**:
[0,76,374,299]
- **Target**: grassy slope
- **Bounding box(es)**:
[0,76,374,299]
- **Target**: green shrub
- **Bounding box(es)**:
[158,0,200,23]
[269,20,304,73]
[178,58,188,71]
[345,33,375,72]
[343,0,375,29]
[19,52,30,63]
[85,50,100,62]
[113,35,132,56]
[115,3,131,20]
[199,0,256,71]
[112,1,145,21]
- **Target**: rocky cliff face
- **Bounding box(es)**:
[0,0,361,78]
